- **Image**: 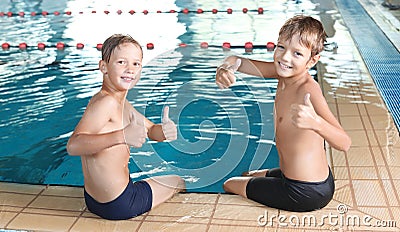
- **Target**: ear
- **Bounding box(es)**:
[99,60,108,74]
[307,54,320,69]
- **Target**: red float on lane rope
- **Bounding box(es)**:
[146,43,154,50]
[76,43,84,49]
[2,43,10,50]
[19,43,27,50]
[266,42,275,51]
[222,42,231,50]
[38,43,46,50]
[200,42,208,48]
[56,42,65,50]
[245,42,253,49]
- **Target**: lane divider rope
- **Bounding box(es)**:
[0,41,278,51]
[0,8,267,17]
[0,41,338,52]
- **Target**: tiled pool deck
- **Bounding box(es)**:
[1,0,400,231]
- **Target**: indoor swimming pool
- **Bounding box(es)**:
[0,0,332,192]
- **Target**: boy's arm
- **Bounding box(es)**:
[67,96,126,156]
[291,90,352,152]
[216,55,278,89]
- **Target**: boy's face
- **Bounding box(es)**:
[100,43,143,91]
[273,34,319,79]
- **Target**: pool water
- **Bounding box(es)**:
[0,0,323,192]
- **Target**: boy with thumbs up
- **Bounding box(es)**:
[216,15,351,212]
[67,34,185,220]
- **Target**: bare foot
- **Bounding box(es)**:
[242,169,269,177]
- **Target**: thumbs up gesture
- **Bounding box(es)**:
[124,112,148,148]
[290,93,319,130]
[216,58,241,89]
[161,106,177,141]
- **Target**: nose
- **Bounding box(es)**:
[127,63,139,74]
[281,50,290,62]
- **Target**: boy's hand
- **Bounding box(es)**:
[216,59,241,89]
[290,93,320,130]
[162,106,177,141]
[124,112,148,148]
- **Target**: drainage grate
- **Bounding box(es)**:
[336,0,400,133]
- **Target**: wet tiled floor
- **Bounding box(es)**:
[1,0,400,231]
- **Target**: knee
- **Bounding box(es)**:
[223,178,234,193]
[222,177,249,198]
[176,176,186,189]
[169,175,186,190]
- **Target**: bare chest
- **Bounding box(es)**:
[274,89,299,126]
[100,102,132,133]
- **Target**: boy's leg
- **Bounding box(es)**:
[144,175,185,209]
[242,169,269,177]
[242,168,282,177]
[223,177,253,198]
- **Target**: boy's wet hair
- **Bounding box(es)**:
[101,34,143,63]
[278,15,327,57]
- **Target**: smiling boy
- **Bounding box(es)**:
[216,15,351,212]
[67,34,185,220]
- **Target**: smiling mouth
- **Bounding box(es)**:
[121,76,136,82]
[279,62,292,69]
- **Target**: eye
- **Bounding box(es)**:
[277,45,284,50]
[117,60,126,65]
[133,61,141,67]
[294,51,303,57]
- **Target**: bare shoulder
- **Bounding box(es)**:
[298,77,324,99]
[300,77,335,118]
[74,92,120,133]
[89,92,120,110]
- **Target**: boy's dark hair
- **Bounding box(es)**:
[101,34,143,63]
[278,15,327,57]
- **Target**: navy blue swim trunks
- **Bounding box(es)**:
[84,179,152,220]
[246,167,334,212]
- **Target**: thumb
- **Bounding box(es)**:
[232,58,241,72]
[132,111,146,128]
[131,111,137,125]
[304,93,313,108]
[162,106,170,123]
